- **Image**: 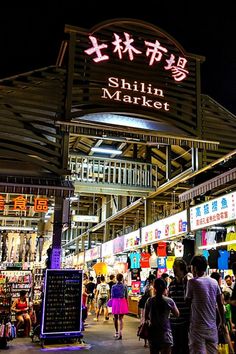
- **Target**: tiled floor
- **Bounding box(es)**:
[5,314,147,353]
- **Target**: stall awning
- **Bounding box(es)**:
[179,167,236,202]
[0,176,74,198]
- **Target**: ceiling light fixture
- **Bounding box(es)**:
[91,147,122,155]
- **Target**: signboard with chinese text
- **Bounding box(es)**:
[0,194,48,213]
[65,20,200,134]
[141,210,187,246]
[190,191,236,231]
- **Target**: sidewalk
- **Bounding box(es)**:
[4,314,148,353]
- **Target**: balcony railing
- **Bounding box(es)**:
[68,155,157,189]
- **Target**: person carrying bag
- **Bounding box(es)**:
[144,278,179,354]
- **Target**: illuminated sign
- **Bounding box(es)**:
[85,246,101,262]
[34,198,48,212]
[13,195,27,211]
[101,239,114,258]
[85,32,189,82]
[0,194,48,213]
[101,77,170,112]
[141,210,188,245]
[190,191,236,230]
[72,215,99,223]
[124,229,141,250]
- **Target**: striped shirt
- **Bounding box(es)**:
[168,278,190,325]
[185,276,221,331]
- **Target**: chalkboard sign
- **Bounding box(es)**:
[41,269,83,338]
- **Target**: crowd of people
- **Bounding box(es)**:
[83,256,236,354]
[83,273,128,339]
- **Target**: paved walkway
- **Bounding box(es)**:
[4,314,148,353]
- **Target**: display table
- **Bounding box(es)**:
[128,295,140,317]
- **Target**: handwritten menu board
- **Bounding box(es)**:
[41,269,82,337]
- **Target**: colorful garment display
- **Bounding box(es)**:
[217,250,229,270]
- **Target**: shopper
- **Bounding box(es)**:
[108,274,116,296]
[106,274,116,320]
[144,277,179,354]
[185,255,225,354]
[168,258,190,354]
[138,274,155,347]
[85,276,96,315]
[223,275,234,297]
[111,273,129,340]
[94,275,110,322]
[11,290,31,337]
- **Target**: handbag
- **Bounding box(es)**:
[137,321,150,340]
[218,343,229,354]
[107,298,113,307]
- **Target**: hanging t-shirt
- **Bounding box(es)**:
[229,250,236,269]
[206,231,216,245]
[149,253,158,268]
[202,249,209,260]
[129,252,141,269]
[218,250,229,270]
[166,242,175,256]
[215,229,227,243]
[140,252,151,268]
[226,232,236,251]
[166,256,176,269]
[157,242,167,257]
[174,241,184,257]
[202,230,207,246]
[157,257,167,269]
[131,268,141,281]
[208,249,219,269]
[183,239,195,265]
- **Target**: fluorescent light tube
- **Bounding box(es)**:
[91,147,122,155]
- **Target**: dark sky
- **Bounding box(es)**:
[1,2,236,115]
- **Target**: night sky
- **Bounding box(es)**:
[1,2,236,115]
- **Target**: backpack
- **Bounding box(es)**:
[99,283,108,298]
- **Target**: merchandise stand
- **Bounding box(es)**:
[40,269,83,348]
[0,275,16,348]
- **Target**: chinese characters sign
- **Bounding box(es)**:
[84,32,189,82]
[0,195,48,213]
[190,191,236,231]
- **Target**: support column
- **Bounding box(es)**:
[144,198,153,226]
[192,147,199,172]
[103,222,110,243]
[51,196,64,269]
[166,145,171,180]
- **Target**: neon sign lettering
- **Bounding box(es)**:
[85,32,189,82]
[101,77,170,112]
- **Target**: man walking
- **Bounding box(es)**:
[169,258,190,354]
[94,275,110,322]
[185,255,225,354]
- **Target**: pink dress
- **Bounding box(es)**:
[111,282,129,315]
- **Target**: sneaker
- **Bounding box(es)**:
[88,312,92,315]
[93,318,98,322]
[113,332,119,338]
[105,316,109,320]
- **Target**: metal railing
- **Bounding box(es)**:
[68,155,156,188]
